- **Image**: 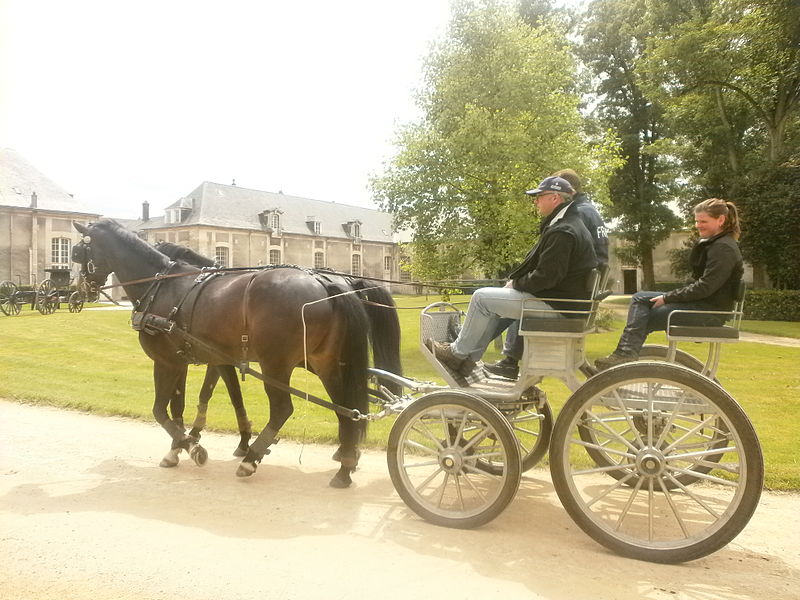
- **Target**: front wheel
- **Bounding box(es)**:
[387,391,521,529]
[550,362,763,563]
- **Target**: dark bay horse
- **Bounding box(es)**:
[73,219,400,487]
[152,242,252,460]
[152,241,403,463]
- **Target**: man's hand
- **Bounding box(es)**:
[651,295,665,308]
[504,280,514,289]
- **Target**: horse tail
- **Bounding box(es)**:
[322,281,370,418]
[349,279,403,378]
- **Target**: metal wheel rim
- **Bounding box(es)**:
[68,291,84,313]
[392,403,516,520]
[36,280,58,314]
[559,376,750,551]
[0,281,20,316]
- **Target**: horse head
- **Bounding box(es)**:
[72,221,114,288]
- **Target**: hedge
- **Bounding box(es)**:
[744,289,800,321]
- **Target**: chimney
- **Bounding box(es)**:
[30,191,38,208]
[142,201,150,221]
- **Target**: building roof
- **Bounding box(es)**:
[0,148,98,215]
[138,181,396,243]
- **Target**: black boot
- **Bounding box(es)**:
[594,350,639,371]
[485,356,519,379]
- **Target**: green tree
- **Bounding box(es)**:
[645,0,800,167]
[579,0,680,289]
[737,159,800,289]
[642,0,800,286]
[371,0,620,281]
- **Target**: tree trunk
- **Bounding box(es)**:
[641,247,656,289]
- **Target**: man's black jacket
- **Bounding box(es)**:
[508,200,598,316]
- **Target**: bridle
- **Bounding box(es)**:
[71,235,98,278]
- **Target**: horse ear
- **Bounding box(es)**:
[74,221,89,235]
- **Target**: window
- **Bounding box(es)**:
[305,217,321,234]
[352,222,361,239]
[400,267,412,283]
[384,256,392,272]
[269,249,281,265]
[215,246,229,267]
[314,252,325,269]
[351,254,361,276]
[51,237,71,267]
[270,212,281,231]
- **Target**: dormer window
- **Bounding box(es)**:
[306,217,322,235]
[259,209,283,233]
[344,220,362,240]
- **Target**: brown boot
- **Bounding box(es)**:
[427,340,475,376]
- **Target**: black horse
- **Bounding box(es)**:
[73,219,401,487]
[152,241,252,460]
[152,241,403,463]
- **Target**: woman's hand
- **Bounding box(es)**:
[650,295,666,308]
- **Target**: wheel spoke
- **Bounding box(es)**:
[413,466,445,495]
[614,477,644,532]
[658,477,690,537]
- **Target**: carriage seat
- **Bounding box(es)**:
[518,264,610,337]
[666,280,745,343]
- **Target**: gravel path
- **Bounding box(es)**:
[1,400,798,600]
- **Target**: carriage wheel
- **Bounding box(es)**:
[78,280,99,303]
[580,352,726,488]
[387,390,521,529]
[35,280,59,314]
[0,281,22,316]
[68,291,84,313]
[477,397,553,475]
[549,362,763,563]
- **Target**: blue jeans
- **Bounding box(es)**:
[615,291,716,355]
[451,287,560,362]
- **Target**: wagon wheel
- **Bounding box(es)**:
[580,351,726,488]
[550,362,763,563]
[35,279,59,314]
[68,291,84,313]
[0,281,22,316]
[477,395,553,475]
[387,390,521,529]
[78,280,99,303]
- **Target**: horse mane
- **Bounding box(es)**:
[94,219,171,268]
[155,241,216,268]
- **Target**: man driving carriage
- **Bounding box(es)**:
[429,175,598,375]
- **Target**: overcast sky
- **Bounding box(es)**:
[1,0,454,218]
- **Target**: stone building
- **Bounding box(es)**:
[127,181,401,282]
[0,148,99,287]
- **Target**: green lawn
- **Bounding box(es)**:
[1,297,798,489]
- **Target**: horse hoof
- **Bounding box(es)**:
[233,446,248,457]
[189,444,208,466]
[159,448,181,468]
[329,473,352,488]
[236,462,257,477]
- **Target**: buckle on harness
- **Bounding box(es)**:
[131,311,175,335]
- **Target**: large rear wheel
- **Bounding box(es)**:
[35,279,59,314]
[387,391,521,529]
[550,362,763,563]
[0,281,22,316]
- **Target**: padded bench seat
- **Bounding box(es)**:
[668,325,740,340]
[520,317,591,333]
